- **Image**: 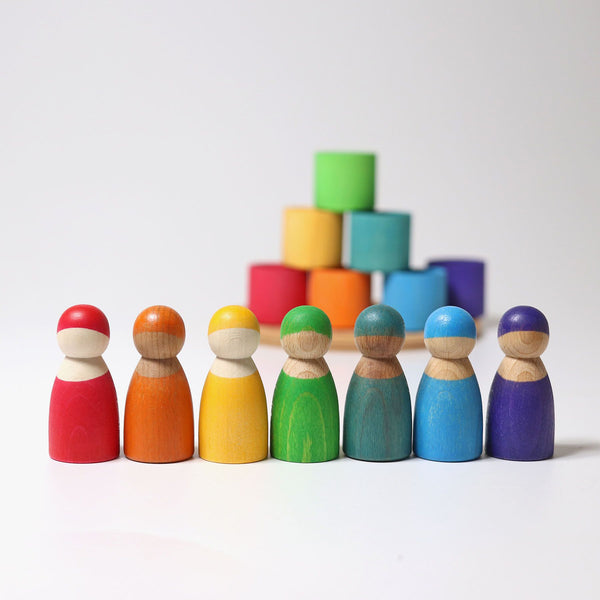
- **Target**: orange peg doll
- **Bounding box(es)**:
[124,306,194,463]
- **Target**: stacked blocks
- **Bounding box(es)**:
[428,259,485,320]
[315,152,375,211]
[247,150,486,348]
[248,152,378,346]
[383,267,447,332]
[248,265,306,325]
[308,268,371,329]
[283,207,342,269]
[349,211,411,272]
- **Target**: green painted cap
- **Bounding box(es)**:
[280,305,332,339]
[315,152,376,212]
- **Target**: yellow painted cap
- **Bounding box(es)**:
[208,305,260,334]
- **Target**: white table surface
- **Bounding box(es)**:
[3,318,598,600]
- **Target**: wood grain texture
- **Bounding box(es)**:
[57,329,109,359]
[271,370,339,463]
[210,357,257,378]
[282,357,329,379]
[135,357,182,378]
[486,305,554,461]
[199,370,268,464]
[281,331,331,360]
[57,356,108,381]
[497,356,547,382]
[343,372,411,461]
[124,364,194,463]
[486,373,554,461]
[354,356,403,379]
[413,374,483,462]
[49,371,120,463]
[424,336,475,360]
[133,306,186,359]
[498,331,549,359]
[424,357,475,380]
[354,335,403,358]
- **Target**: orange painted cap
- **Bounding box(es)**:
[133,305,186,340]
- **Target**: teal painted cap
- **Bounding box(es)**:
[280,305,332,339]
[424,306,476,339]
[354,304,405,338]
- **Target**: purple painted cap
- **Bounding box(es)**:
[498,306,549,337]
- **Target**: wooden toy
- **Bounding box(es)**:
[307,268,371,329]
[383,267,447,332]
[283,207,342,270]
[124,306,194,463]
[247,152,487,351]
[258,323,456,351]
[486,306,554,460]
[314,152,376,212]
[49,304,119,463]
[248,264,307,324]
[271,306,339,462]
[349,211,411,273]
[413,306,483,462]
[199,306,268,464]
[343,305,412,461]
[428,259,485,318]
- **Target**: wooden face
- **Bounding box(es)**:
[208,328,260,359]
[207,306,260,358]
[498,331,549,359]
[57,328,109,358]
[354,335,403,358]
[281,331,331,359]
[424,336,475,359]
[133,306,185,358]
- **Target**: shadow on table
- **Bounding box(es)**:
[554,441,600,459]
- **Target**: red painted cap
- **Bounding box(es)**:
[57,304,110,337]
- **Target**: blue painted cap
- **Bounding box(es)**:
[424,306,476,339]
[354,304,405,338]
[498,306,549,337]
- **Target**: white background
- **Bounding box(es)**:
[1,1,599,598]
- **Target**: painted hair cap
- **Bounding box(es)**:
[354,304,405,338]
[208,305,260,334]
[57,304,110,337]
[280,306,332,339]
[498,306,549,337]
[424,306,476,339]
